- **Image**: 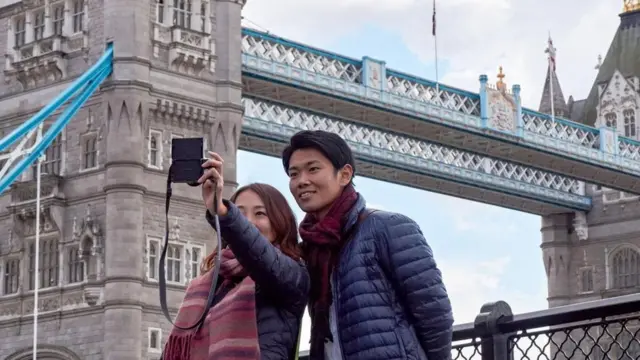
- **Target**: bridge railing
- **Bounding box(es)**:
[453,293,640,360]
[297,294,640,359]
[241,27,640,178]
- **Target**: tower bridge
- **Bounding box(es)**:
[0,0,639,359]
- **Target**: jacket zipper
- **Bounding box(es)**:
[333,258,348,359]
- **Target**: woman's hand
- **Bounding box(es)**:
[198,151,227,216]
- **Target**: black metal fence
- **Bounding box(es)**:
[299,293,640,359]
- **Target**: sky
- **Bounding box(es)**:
[238,0,623,351]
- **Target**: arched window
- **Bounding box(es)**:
[623,108,636,137]
[605,112,617,128]
[611,247,640,289]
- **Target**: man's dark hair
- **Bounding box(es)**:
[282,130,356,182]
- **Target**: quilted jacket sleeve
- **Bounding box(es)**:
[378,212,454,360]
[206,200,310,311]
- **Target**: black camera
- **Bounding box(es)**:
[171,137,206,186]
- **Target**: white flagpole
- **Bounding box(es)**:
[32,123,44,360]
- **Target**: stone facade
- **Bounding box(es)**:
[538,8,640,359]
[0,0,244,359]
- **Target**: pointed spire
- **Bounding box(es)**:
[539,35,568,118]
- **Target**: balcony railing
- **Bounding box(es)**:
[299,293,640,359]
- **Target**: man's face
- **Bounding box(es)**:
[287,148,352,218]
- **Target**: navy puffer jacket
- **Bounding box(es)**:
[333,195,454,360]
[206,200,310,360]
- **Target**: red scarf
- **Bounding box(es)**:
[298,185,358,359]
[163,248,260,360]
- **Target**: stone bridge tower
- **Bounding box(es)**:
[537,3,640,358]
[0,0,244,359]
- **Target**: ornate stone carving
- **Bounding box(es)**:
[152,23,215,75]
[367,61,382,89]
[13,205,59,238]
[596,69,640,129]
[83,285,102,306]
[10,174,63,204]
[23,296,61,314]
[73,204,104,280]
[169,218,180,241]
[152,98,213,128]
[5,36,72,90]
[63,291,86,308]
[486,67,517,133]
[573,211,588,241]
[0,302,21,318]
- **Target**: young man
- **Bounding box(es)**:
[282,130,454,360]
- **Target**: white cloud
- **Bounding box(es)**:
[242,0,620,110]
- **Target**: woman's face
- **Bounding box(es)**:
[234,189,276,243]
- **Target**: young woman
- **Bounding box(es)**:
[162,152,309,360]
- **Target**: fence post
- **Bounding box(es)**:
[473,301,514,360]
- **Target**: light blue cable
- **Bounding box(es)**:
[0,45,113,153]
[0,63,112,195]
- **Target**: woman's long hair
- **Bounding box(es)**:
[200,183,301,273]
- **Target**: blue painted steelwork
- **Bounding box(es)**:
[241,96,591,212]
[0,44,113,194]
[240,28,640,180]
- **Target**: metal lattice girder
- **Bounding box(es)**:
[240,28,640,194]
[240,97,591,214]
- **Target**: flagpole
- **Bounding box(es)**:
[546,34,555,122]
[433,0,439,103]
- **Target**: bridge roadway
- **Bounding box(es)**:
[238,97,588,215]
[240,28,640,201]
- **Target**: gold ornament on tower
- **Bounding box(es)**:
[496,66,507,92]
[623,0,640,12]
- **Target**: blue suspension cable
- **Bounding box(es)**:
[0,61,112,194]
[0,45,113,153]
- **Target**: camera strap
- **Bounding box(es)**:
[158,162,222,331]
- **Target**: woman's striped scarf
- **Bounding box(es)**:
[163,248,260,360]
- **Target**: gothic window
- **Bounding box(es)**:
[157,0,165,23]
[612,247,640,289]
[147,237,201,285]
[32,133,63,179]
[579,267,594,293]
[148,130,162,168]
[186,245,203,281]
[200,2,206,32]
[28,239,60,290]
[173,0,192,28]
[3,258,20,295]
[605,112,617,128]
[72,0,84,33]
[148,239,158,280]
[33,10,45,41]
[67,247,84,284]
[148,328,162,353]
[623,108,636,137]
[82,133,98,169]
[53,5,65,35]
[14,17,26,47]
[166,244,182,284]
